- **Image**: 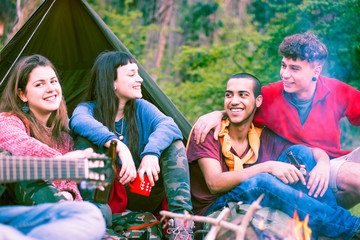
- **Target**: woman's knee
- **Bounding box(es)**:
[160,140,188,167]
[162,140,186,157]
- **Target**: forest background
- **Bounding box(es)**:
[1,0,360,211]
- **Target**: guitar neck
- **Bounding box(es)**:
[0,156,87,182]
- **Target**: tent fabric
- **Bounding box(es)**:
[0,0,191,143]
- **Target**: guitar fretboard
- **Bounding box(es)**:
[0,156,87,182]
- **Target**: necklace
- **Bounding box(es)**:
[115,117,125,141]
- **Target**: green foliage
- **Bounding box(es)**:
[317,0,360,86]
[249,0,303,31]
[350,203,360,217]
[161,0,360,151]
[179,2,221,45]
[162,13,266,124]
[88,0,153,65]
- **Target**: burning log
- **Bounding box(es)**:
[288,210,312,240]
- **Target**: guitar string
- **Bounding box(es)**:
[1,158,107,180]
[1,160,87,178]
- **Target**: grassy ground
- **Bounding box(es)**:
[350,204,360,216]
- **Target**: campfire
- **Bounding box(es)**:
[288,210,312,240]
[160,194,313,240]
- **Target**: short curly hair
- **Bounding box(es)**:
[279,32,328,67]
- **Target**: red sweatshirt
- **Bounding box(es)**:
[0,112,82,200]
[254,75,360,158]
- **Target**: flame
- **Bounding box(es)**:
[291,210,312,240]
[258,219,265,230]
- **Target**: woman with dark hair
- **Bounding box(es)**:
[0,54,96,202]
[70,51,194,239]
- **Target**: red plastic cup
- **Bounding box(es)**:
[128,174,152,197]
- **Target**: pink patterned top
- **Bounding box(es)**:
[0,112,82,200]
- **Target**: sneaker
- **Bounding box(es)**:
[167,218,194,240]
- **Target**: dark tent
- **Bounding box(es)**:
[0,0,191,143]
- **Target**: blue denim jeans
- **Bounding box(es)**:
[0,201,106,240]
[207,145,360,239]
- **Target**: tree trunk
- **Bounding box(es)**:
[223,0,250,23]
[153,0,174,81]
[142,0,175,82]
[6,0,41,44]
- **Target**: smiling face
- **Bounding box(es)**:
[114,63,143,103]
[18,66,62,123]
[224,77,262,126]
[280,57,321,100]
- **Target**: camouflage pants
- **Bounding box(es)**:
[2,180,66,206]
[126,140,193,214]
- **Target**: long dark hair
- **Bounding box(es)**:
[87,51,139,158]
[0,55,69,146]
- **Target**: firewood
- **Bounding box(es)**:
[206,207,231,240]
[160,194,264,240]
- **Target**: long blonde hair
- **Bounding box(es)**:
[0,55,69,147]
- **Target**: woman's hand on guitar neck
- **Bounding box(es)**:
[59,148,108,184]
[57,148,105,182]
